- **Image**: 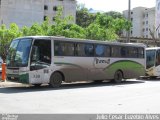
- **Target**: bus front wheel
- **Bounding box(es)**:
[113,70,123,83]
[49,72,63,88]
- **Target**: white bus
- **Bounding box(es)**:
[146,47,160,78]
[6,36,146,87]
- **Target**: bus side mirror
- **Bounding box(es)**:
[31,46,40,62]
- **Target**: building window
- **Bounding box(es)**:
[44,5,48,10]
[142,28,145,32]
[146,13,148,17]
[44,16,47,21]
[146,28,148,31]
[53,6,58,11]
[52,17,56,21]
[131,18,133,21]
[146,21,148,24]
[131,12,133,14]
[143,21,145,25]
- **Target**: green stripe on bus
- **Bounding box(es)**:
[104,60,145,74]
[19,73,29,84]
[7,73,29,84]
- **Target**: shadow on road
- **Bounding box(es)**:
[0,80,145,94]
[138,77,160,82]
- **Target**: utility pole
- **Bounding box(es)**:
[127,0,131,43]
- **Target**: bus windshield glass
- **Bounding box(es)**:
[146,50,156,69]
[7,38,32,67]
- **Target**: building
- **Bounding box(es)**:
[156,0,160,38]
[0,0,76,28]
[123,7,155,38]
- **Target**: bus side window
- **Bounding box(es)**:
[95,44,105,57]
[156,50,160,66]
[54,41,61,56]
[75,43,86,56]
[138,48,144,58]
[84,44,94,57]
[63,42,74,56]
[128,47,138,58]
[105,45,111,57]
[111,46,120,57]
[76,43,94,57]
[120,47,127,57]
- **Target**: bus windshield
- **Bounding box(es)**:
[146,50,156,69]
[7,38,32,67]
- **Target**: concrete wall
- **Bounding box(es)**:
[0,0,76,28]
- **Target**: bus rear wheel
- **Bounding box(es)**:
[49,72,63,88]
[33,84,41,87]
[113,70,123,83]
[93,80,103,83]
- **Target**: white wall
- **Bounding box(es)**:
[0,0,76,28]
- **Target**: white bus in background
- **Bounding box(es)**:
[146,47,160,78]
[6,36,146,87]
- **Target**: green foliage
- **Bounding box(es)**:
[29,23,44,36]
[76,4,96,28]
[0,23,21,62]
[86,23,107,40]
[62,24,86,38]
[41,17,50,35]
[104,11,124,19]
[76,4,131,40]
[85,14,118,41]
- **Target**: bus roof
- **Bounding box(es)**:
[13,36,146,48]
[146,47,160,50]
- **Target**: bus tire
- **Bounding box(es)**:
[33,84,41,87]
[49,72,63,88]
[93,80,103,83]
[113,70,123,83]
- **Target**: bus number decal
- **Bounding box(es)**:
[33,74,40,78]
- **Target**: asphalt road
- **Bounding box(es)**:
[0,79,160,113]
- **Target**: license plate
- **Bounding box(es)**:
[11,77,15,80]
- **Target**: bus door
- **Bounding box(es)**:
[155,49,160,74]
[29,39,51,84]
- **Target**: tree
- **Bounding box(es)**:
[112,18,132,36]
[61,24,86,38]
[104,11,124,19]
[0,23,21,62]
[85,14,118,41]
[76,4,96,28]
[76,5,132,39]
[48,6,86,39]
[94,13,131,37]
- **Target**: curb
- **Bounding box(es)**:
[0,80,26,87]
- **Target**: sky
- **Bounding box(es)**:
[77,0,156,13]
